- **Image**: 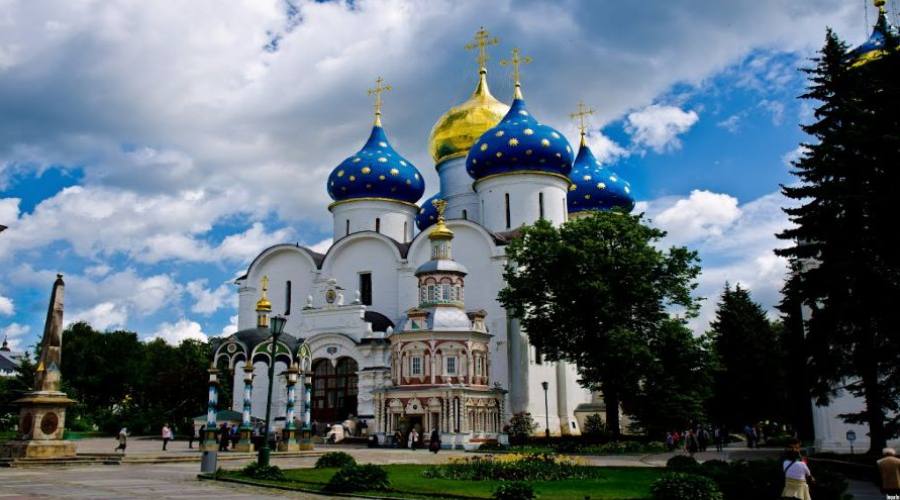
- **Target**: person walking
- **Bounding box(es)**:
[188,424,197,449]
[714,426,725,452]
[877,447,900,495]
[161,423,172,451]
[428,428,441,454]
[781,448,813,500]
[685,430,699,456]
[229,424,239,450]
[115,427,128,453]
[408,428,419,450]
[698,426,709,452]
[198,424,206,448]
[218,422,229,451]
[665,432,675,451]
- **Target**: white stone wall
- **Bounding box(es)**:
[812,385,900,452]
[475,173,569,233]
[437,157,481,222]
[330,199,416,243]
[322,233,403,322]
[239,245,319,333]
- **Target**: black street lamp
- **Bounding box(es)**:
[258,314,286,467]
[541,381,550,439]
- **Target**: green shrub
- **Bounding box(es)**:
[324,464,389,493]
[508,412,537,445]
[666,455,700,472]
[651,472,723,500]
[240,462,285,481]
[493,481,536,500]
[479,441,508,451]
[583,414,608,437]
[315,451,356,469]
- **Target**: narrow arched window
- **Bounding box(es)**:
[539,192,544,220]
[345,219,350,236]
[375,217,381,233]
[462,209,468,220]
[403,221,408,242]
[285,280,292,315]
[505,193,511,229]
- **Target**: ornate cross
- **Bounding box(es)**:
[432,198,448,222]
[465,26,499,70]
[368,76,392,125]
[570,101,595,144]
[500,48,532,97]
[260,275,269,296]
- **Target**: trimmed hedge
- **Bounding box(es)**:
[493,481,536,500]
[651,472,723,500]
[323,463,389,493]
[665,455,700,472]
[315,451,356,469]
[240,462,285,481]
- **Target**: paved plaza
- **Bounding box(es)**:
[0,438,887,499]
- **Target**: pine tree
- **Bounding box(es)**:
[777,30,900,453]
[706,284,787,429]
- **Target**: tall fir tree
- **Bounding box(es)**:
[777,28,900,453]
[706,284,787,429]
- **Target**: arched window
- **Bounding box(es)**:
[505,193,511,229]
[462,209,468,220]
[539,192,544,219]
[375,217,381,233]
[345,219,350,236]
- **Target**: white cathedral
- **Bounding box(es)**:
[211,33,635,448]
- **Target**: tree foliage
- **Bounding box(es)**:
[777,29,900,452]
[706,285,787,428]
[499,211,701,436]
[627,318,712,437]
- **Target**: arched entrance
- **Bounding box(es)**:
[311,357,358,424]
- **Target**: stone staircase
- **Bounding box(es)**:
[0,450,324,468]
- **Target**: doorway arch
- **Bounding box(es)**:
[311,357,359,424]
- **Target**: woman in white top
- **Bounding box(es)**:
[781,449,813,500]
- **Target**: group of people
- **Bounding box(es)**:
[665,425,728,455]
[389,427,441,453]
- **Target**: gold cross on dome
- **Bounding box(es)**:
[465,26,499,70]
[570,101,595,145]
[432,198,448,221]
[500,48,532,98]
[368,76,392,126]
[260,275,269,296]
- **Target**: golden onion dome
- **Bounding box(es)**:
[428,69,509,166]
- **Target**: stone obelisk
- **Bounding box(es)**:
[0,274,76,459]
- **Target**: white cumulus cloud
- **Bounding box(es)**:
[0,294,13,316]
[186,279,236,315]
[148,319,208,345]
[0,323,29,351]
[625,104,699,154]
[68,302,129,331]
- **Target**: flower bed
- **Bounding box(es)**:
[424,453,602,481]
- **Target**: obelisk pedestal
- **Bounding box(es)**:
[0,274,77,459]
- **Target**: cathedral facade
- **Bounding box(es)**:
[211,32,635,448]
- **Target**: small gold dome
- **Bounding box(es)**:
[428,69,509,166]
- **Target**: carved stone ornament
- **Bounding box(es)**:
[40,412,59,435]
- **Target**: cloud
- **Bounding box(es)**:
[717,114,743,133]
[781,145,808,167]
[625,105,699,153]
[648,190,742,246]
[186,279,235,315]
[0,323,29,351]
[643,189,799,334]
[68,302,129,331]
[308,238,333,254]
[0,294,13,316]
[221,315,239,336]
[148,319,208,345]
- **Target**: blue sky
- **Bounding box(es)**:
[0,0,885,351]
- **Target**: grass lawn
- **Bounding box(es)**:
[221,464,661,499]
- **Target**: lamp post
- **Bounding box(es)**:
[258,314,286,467]
[541,381,550,439]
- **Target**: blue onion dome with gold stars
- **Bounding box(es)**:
[416,192,441,231]
[327,124,425,204]
[568,139,634,214]
[466,97,574,181]
[850,0,898,67]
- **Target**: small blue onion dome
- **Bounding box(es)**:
[416,192,441,231]
[327,125,425,204]
[466,98,574,181]
[568,140,634,214]
[849,1,898,67]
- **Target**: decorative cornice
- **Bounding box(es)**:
[328,197,419,212]
[473,170,572,189]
